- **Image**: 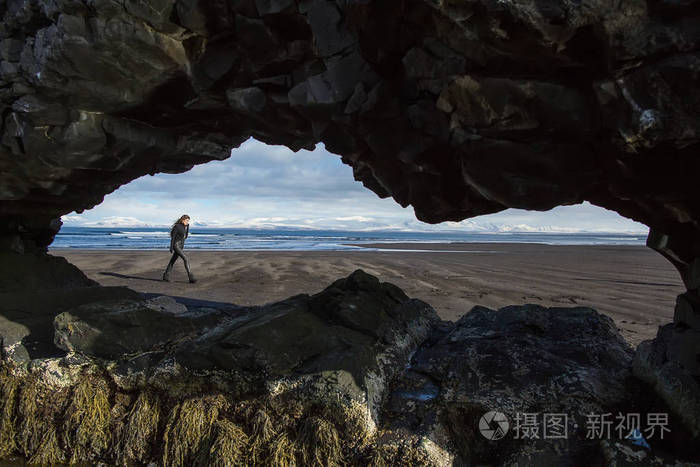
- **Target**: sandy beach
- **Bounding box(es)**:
[50,243,684,348]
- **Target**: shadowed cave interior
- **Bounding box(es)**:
[1,0,699,464]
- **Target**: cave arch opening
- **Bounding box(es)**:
[44,137,683,349]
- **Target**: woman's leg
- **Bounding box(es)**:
[173,243,196,282]
[163,251,179,280]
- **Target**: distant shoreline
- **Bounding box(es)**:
[48,241,650,253]
[345,242,650,250]
[51,226,648,250]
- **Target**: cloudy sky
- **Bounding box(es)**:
[62,138,647,233]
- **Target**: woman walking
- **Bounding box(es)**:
[163,214,197,283]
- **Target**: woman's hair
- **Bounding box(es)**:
[171,215,190,231]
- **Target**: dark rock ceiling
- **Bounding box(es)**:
[0,0,698,279]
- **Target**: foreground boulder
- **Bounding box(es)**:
[0,250,97,293]
[633,294,700,439]
[633,258,700,445]
[0,250,136,362]
[375,305,698,465]
[0,269,438,465]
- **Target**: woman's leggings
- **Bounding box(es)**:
[164,242,192,277]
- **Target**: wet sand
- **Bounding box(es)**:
[50,243,684,348]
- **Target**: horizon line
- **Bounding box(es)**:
[59,224,649,235]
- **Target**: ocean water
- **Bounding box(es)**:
[50,227,648,251]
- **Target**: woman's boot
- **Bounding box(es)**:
[188,273,197,283]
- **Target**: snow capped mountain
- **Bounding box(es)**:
[496,224,582,233]
[60,214,646,234]
[67,216,161,228]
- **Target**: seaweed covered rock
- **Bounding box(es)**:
[0,269,439,465]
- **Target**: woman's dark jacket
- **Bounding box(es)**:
[170,223,189,250]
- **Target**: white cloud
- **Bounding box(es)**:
[60,138,649,234]
[335,216,373,222]
[79,216,158,227]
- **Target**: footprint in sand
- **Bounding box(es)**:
[459,290,491,299]
[430,288,449,296]
[550,295,585,304]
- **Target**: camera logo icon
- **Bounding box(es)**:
[479,411,510,440]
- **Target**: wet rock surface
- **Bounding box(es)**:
[378,305,699,465]
[1,268,698,465]
[633,255,700,446]
[634,300,700,440]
